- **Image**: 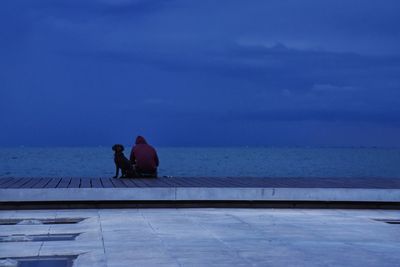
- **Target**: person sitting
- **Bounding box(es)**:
[130,136,159,178]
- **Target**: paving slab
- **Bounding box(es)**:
[0,242,42,258]
[0,208,399,267]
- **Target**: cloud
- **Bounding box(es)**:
[1,0,400,146]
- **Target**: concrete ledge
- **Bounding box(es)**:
[1,187,400,202]
[0,188,175,202]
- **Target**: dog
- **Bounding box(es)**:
[112,144,136,178]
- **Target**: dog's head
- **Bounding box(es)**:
[112,144,124,153]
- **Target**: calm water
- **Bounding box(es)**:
[0,147,400,178]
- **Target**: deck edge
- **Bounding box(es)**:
[1,188,400,202]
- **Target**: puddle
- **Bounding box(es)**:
[0,256,76,267]
[17,220,43,225]
[0,234,80,242]
[0,258,17,267]
[373,219,400,224]
[0,218,86,226]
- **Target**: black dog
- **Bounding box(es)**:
[112,144,136,178]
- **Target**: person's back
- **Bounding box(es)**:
[130,136,159,176]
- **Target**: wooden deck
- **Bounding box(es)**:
[1,177,400,209]
[1,177,400,189]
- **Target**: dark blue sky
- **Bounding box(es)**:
[1,0,400,147]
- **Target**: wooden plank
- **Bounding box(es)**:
[3,178,25,188]
[45,178,62,188]
[7,178,33,189]
[290,177,320,188]
[221,177,246,187]
[31,178,52,189]
[110,178,127,188]
[1,176,400,190]
[365,177,400,189]
[121,179,137,187]
[91,178,103,188]
[212,177,238,187]
[181,177,209,187]
[383,178,400,188]
[226,177,256,187]
[252,177,282,187]
[2,178,22,188]
[0,178,14,186]
[187,177,223,187]
[197,177,226,187]
[275,177,293,187]
[127,179,148,187]
[178,177,205,187]
[156,177,181,187]
[297,177,339,188]
[150,178,175,187]
[129,178,150,187]
[100,178,115,188]
[0,178,17,188]
[23,178,45,188]
[200,177,232,187]
[152,178,178,187]
[120,179,136,188]
[118,179,137,188]
[80,178,91,188]
[68,178,81,188]
[133,178,168,187]
[57,178,72,188]
[167,177,195,187]
[134,178,155,187]
[172,177,204,187]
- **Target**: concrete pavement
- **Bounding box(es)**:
[0,208,400,266]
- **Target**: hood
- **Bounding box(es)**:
[135,135,147,145]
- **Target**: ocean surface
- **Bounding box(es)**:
[1,147,400,178]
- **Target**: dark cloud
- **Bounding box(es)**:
[1,0,400,146]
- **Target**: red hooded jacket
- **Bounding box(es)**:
[130,136,159,173]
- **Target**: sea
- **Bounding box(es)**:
[1,147,400,178]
